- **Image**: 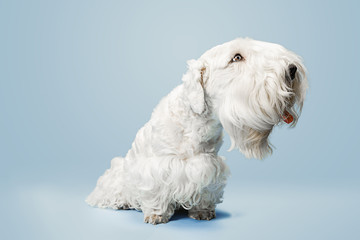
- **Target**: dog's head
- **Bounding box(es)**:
[182,38,308,159]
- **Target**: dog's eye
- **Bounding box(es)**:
[232,53,243,62]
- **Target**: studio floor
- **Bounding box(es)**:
[5,181,359,240]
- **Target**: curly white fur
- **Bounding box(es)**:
[86,38,308,224]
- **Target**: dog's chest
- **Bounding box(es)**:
[172,109,223,156]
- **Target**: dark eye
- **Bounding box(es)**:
[232,53,243,62]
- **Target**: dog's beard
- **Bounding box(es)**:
[217,72,306,159]
[218,97,274,159]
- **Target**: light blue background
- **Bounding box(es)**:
[1,0,359,239]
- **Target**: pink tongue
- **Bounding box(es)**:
[282,110,294,124]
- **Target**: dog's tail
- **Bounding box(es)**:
[85,157,127,209]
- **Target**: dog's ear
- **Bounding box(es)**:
[182,59,207,114]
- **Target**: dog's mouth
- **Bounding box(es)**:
[282,110,294,124]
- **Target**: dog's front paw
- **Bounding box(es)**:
[144,214,169,225]
[188,210,216,221]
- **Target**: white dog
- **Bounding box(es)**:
[86,38,308,224]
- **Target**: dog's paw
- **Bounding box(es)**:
[188,210,216,221]
[144,214,169,225]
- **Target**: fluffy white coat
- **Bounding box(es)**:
[86,38,308,224]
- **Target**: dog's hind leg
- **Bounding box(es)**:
[86,157,128,209]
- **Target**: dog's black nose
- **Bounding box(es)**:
[289,64,297,80]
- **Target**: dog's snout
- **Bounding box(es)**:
[289,64,297,80]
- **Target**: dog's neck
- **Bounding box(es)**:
[195,95,224,155]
